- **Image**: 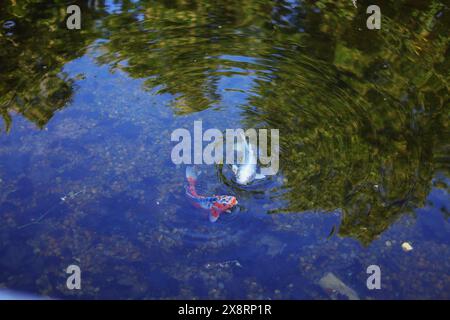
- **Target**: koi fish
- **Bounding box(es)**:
[186,166,238,222]
[232,131,265,185]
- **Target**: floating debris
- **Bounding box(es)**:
[61,189,86,202]
[319,272,360,300]
[204,260,242,269]
[18,188,87,229]
[401,242,413,252]
[327,225,336,239]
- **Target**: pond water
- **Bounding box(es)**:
[0,0,449,299]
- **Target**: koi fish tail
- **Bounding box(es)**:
[185,166,200,197]
[186,165,199,180]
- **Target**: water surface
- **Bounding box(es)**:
[0,0,449,299]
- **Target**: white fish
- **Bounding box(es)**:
[232,132,265,185]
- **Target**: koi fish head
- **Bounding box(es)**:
[214,195,238,211]
[209,195,238,223]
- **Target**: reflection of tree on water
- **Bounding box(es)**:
[242,0,449,244]
[0,0,448,244]
[0,0,104,131]
[94,0,279,114]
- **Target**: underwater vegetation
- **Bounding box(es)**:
[0,0,448,299]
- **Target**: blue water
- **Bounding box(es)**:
[0,0,449,299]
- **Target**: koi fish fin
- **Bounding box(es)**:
[255,173,265,180]
[209,208,220,223]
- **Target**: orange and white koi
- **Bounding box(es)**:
[185,166,238,222]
